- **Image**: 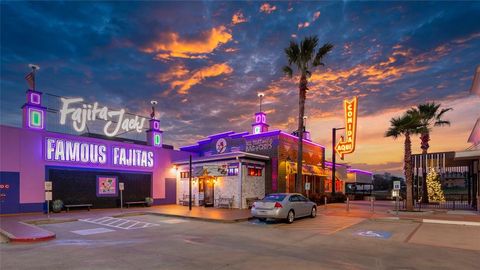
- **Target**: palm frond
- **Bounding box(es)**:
[284,41,300,66]
[434,120,450,127]
[436,107,452,120]
[283,65,293,78]
[300,36,318,68]
[313,43,334,67]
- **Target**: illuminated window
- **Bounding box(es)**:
[180,172,190,178]
[29,108,43,129]
[227,167,239,176]
[154,133,161,146]
[248,168,262,176]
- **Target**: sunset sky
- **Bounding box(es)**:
[1,1,479,176]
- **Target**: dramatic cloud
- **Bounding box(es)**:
[142,26,233,60]
[158,63,234,94]
[232,11,247,25]
[259,3,277,14]
[2,1,479,174]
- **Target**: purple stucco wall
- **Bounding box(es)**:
[0,125,191,209]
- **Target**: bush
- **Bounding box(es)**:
[52,200,63,213]
[145,197,154,207]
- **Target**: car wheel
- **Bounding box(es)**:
[286,210,295,224]
[258,218,266,222]
[310,207,317,218]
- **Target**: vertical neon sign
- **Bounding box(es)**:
[335,97,358,159]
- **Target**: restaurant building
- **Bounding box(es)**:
[0,88,190,214]
[174,109,328,209]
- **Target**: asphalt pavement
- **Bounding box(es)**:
[1,213,479,270]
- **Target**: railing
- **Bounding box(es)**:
[410,194,475,210]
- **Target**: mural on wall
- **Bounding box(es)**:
[193,165,228,177]
[96,176,118,197]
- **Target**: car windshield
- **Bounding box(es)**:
[262,194,286,202]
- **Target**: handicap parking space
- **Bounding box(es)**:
[339,219,421,242]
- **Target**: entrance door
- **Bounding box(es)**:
[204,178,215,207]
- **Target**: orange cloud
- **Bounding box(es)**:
[260,3,277,14]
[298,22,310,29]
[313,11,321,21]
[142,26,232,60]
[232,11,247,25]
[162,63,233,94]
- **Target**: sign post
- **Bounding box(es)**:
[45,181,52,218]
[305,182,311,198]
[393,181,401,215]
[119,182,124,210]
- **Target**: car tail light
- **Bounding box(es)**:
[274,202,283,208]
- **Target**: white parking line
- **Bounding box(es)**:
[79,217,160,230]
[72,228,115,235]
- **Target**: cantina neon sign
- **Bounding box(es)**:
[335,97,358,159]
[59,98,146,137]
[45,138,154,168]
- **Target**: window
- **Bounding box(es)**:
[263,194,286,202]
[180,172,190,178]
[248,168,262,176]
[227,167,239,176]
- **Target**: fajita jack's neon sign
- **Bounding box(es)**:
[59,98,146,137]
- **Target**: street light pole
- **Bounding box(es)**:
[189,155,192,211]
[332,127,345,195]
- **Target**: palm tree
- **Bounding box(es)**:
[386,112,424,211]
[283,36,333,193]
[408,102,452,203]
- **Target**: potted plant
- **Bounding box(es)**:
[145,197,154,207]
[52,199,63,213]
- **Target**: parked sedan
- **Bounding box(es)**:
[251,193,317,224]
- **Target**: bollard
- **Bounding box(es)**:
[370,197,374,212]
[324,197,327,209]
[346,197,350,212]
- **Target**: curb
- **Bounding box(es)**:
[422,219,480,226]
[147,212,252,223]
[0,227,56,243]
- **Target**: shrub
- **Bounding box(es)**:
[145,197,154,207]
[52,200,63,213]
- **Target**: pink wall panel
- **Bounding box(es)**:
[0,125,192,204]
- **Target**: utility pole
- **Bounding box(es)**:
[332,127,345,195]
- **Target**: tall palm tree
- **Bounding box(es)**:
[283,36,333,193]
[386,112,424,211]
[408,102,452,203]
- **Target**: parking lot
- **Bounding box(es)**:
[1,213,479,270]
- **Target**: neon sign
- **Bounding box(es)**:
[335,97,358,159]
[59,98,146,137]
[45,138,154,168]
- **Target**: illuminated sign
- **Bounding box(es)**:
[45,138,154,168]
[335,97,358,159]
[216,138,227,153]
[59,97,146,137]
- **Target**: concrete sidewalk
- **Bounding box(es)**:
[0,204,251,242]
